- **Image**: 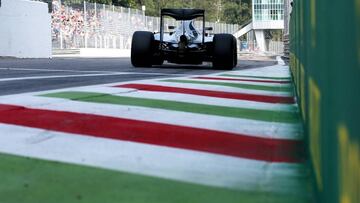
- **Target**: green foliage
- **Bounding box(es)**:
[221,2,251,25]
[112,0,136,7]
[79,0,251,25]
[88,0,112,4]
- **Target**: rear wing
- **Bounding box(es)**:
[161,9,204,20]
[160,8,206,46]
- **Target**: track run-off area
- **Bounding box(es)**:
[0,57,312,203]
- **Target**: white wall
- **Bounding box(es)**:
[0,0,51,58]
[80,49,131,58]
[253,21,284,30]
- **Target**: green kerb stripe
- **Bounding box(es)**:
[41,91,300,124]
[219,74,292,80]
[0,153,309,203]
[160,79,293,92]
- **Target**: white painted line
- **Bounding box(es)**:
[0,72,188,82]
[0,73,130,82]
[0,67,116,74]
[0,67,190,78]
[0,75,193,98]
[0,123,308,193]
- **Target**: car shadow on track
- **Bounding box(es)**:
[148,59,277,71]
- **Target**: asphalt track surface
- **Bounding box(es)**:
[0,57,276,96]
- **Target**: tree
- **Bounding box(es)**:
[88,0,112,4]
[112,0,136,7]
[143,0,157,16]
[84,0,252,25]
[221,2,251,25]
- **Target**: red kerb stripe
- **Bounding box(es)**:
[194,76,291,84]
[0,104,303,163]
[116,84,295,104]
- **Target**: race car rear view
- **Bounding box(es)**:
[131,8,238,70]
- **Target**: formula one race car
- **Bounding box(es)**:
[131,8,237,70]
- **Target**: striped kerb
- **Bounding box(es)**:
[116,84,295,104]
[0,104,303,163]
[160,79,294,92]
[192,76,292,84]
[219,74,292,80]
[41,91,300,123]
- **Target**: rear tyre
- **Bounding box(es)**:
[152,56,164,66]
[212,34,237,70]
[131,31,154,67]
[233,36,238,67]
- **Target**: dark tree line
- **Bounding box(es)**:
[68,0,252,25]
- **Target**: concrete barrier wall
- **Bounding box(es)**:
[80,48,131,58]
[0,0,51,58]
[289,0,360,203]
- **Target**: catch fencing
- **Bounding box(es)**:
[51,0,239,50]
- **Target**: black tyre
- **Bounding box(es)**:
[212,34,237,70]
[152,56,164,66]
[131,31,154,67]
[233,36,238,67]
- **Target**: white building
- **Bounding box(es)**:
[234,0,284,52]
